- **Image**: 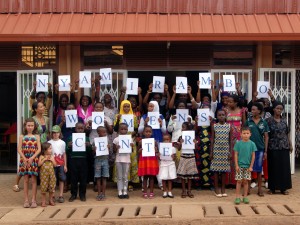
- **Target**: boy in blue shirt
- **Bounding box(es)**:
[234,126,257,204]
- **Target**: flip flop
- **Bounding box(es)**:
[257,192,264,197]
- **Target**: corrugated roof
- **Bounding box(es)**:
[0,13,300,42]
[1,0,300,14]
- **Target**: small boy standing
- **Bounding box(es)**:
[234,126,257,204]
[94,126,110,201]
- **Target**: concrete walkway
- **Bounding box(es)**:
[0,172,300,224]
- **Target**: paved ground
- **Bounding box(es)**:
[0,169,300,224]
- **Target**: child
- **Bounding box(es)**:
[234,126,257,204]
[158,134,177,198]
[94,126,110,201]
[17,118,41,208]
[113,123,133,199]
[38,143,57,207]
[245,102,269,197]
[210,109,232,197]
[67,122,93,202]
[48,125,67,203]
[176,122,198,198]
[138,125,159,199]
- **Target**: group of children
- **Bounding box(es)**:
[16,79,275,208]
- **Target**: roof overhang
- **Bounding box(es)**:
[0,13,300,42]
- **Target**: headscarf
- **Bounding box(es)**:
[119,100,133,115]
[149,101,160,113]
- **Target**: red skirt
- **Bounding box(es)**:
[138,155,159,176]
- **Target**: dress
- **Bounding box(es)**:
[18,135,39,176]
[40,156,56,193]
[194,126,212,187]
[266,117,292,191]
[32,116,49,143]
[210,123,231,172]
[226,109,244,185]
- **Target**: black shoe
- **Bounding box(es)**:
[118,194,124,199]
[69,195,76,202]
[80,196,86,202]
[123,194,129,199]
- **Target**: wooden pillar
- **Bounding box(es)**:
[255,42,272,94]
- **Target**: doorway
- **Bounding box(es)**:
[0,72,17,172]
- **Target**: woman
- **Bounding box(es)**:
[226,94,246,185]
[32,101,49,144]
[266,102,292,195]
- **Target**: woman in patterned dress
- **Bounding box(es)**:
[210,109,232,197]
[17,118,41,208]
[226,95,246,186]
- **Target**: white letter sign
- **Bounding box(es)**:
[100,68,112,85]
[176,77,188,94]
[79,71,91,88]
[257,81,270,98]
[58,75,71,92]
[182,131,195,153]
[147,112,160,129]
[197,109,210,126]
[36,75,48,92]
[159,143,173,161]
[94,137,109,156]
[199,73,211,89]
[223,75,236,92]
[118,135,132,154]
[176,109,189,125]
[142,138,155,157]
[65,110,78,128]
[121,114,134,132]
[72,133,86,152]
[126,78,138,95]
[92,112,104,129]
[152,76,165,93]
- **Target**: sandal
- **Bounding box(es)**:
[281,190,289,195]
[257,192,264,197]
[49,201,55,206]
[41,202,46,207]
[13,185,20,192]
[187,191,194,198]
[149,193,155,199]
[142,192,148,199]
[267,190,275,195]
[23,200,30,208]
[181,192,187,198]
[30,201,37,208]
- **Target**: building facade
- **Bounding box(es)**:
[0,0,299,171]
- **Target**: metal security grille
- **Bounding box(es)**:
[259,68,296,173]
[210,69,252,102]
[83,70,127,108]
[295,70,300,158]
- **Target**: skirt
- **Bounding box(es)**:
[177,155,199,180]
[268,149,292,191]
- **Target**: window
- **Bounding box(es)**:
[213,45,254,66]
[83,45,123,67]
[21,45,57,68]
[273,46,292,66]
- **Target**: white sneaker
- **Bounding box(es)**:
[250,182,257,188]
[265,182,268,189]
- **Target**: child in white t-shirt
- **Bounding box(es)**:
[48,125,67,203]
[159,134,177,198]
[113,123,133,199]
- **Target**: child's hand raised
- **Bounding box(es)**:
[117,114,122,120]
[144,117,150,124]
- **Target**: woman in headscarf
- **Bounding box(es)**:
[138,101,167,142]
[266,102,292,195]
